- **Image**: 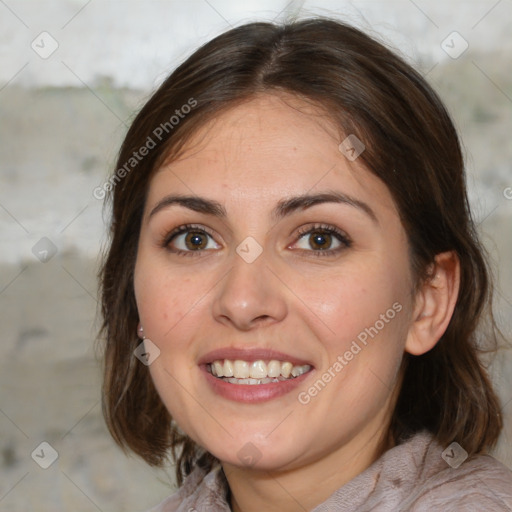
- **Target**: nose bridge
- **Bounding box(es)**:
[212,245,287,329]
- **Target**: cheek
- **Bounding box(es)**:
[134,258,199,343]
[298,260,411,399]
[300,263,402,338]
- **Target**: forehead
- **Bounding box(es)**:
[147,94,397,218]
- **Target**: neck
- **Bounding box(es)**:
[222,423,392,512]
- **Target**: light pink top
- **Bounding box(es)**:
[147,432,512,511]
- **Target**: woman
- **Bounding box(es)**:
[99,18,512,511]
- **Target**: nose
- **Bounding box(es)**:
[212,251,288,331]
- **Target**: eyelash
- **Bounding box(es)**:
[160,223,352,257]
[161,224,217,257]
[294,223,352,257]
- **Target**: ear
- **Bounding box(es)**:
[405,251,460,356]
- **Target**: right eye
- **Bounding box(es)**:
[163,224,221,255]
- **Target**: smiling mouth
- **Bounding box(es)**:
[207,359,313,385]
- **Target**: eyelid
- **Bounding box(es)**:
[160,222,351,257]
[289,223,352,254]
[294,223,350,240]
[161,224,219,250]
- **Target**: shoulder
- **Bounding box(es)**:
[143,464,230,512]
[348,432,512,512]
[407,441,512,511]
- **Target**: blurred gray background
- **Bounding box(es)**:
[1,0,511,510]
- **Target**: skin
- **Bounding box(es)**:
[134,93,459,512]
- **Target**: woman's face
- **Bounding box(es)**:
[134,94,416,472]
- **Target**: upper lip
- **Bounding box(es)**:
[198,347,314,367]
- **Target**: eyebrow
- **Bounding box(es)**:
[148,191,378,224]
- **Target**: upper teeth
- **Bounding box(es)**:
[210,359,311,379]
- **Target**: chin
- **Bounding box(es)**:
[209,437,306,473]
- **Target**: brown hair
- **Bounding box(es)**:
[99,18,503,485]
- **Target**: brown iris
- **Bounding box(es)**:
[185,231,208,250]
[309,231,333,250]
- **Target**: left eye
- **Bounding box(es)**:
[293,228,348,252]
[170,229,220,251]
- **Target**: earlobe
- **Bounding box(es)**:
[405,251,460,356]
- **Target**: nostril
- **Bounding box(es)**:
[254,315,271,322]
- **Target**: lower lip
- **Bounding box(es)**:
[201,366,313,403]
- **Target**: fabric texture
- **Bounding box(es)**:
[146,432,512,511]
